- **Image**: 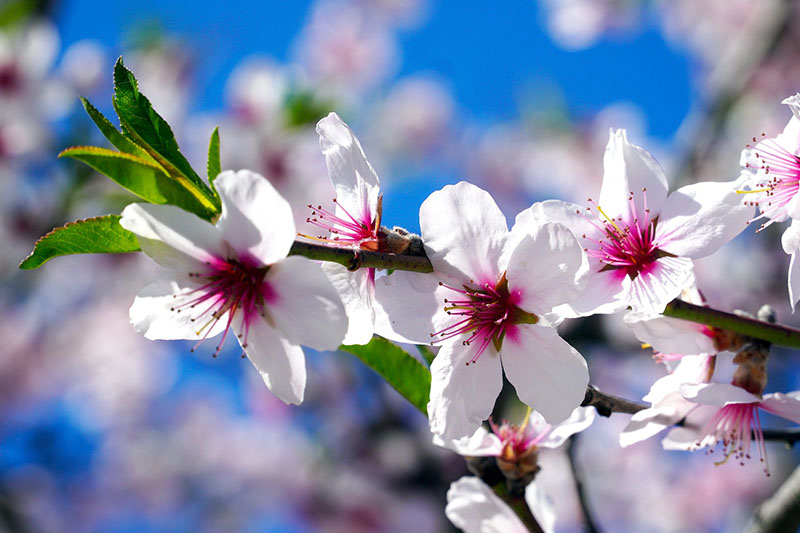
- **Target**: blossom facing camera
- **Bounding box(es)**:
[120,169,348,405]
[517,129,753,315]
[375,182,589,440]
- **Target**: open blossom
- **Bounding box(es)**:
[740,95,800,310]
[518,129,753,315]
[445,476,555,533]
[739,94,800,229]
[120,170,348,405]
[663,383,800,475]
[310,112,383,344]
[376,182,589,440]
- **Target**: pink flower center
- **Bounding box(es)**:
[306,198,378,247]
[742,135,800,230]
[430,275,537,365]
[171,255,275,357]
[490,419,545,458]
[0,62,21,94]
[693,402,769,476]
[582,189,661,280]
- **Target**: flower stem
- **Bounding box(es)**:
[662,299,800,349]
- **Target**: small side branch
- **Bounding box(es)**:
[288,240,433,273]
[581,385,646,417]
[567,435,603,533]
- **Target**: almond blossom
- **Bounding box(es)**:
[310,112,384,344]
[663,384,800,475]
[517,129,753,315]
[375,181,589,440]
[120,169,348,405]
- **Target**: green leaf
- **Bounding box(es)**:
[19,215,141,270]
[60,146,216,217]
[0,0,36,28]
[284,90,333,128]
[112,57,220,217]
[80,97,158,163]
[207,126,221,185]
[341,337,431,414]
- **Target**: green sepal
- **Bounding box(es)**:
[19,215,141,270]
[112,57,221,217]
[59,146,216,218]
[341,337,432,415]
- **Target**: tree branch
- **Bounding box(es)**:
[288,240,433,273]
[566,435,602,533]
[745,463,800,533]
[581,385,646,417]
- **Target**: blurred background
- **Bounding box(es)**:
[2,0,800,531]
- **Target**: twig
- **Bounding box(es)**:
[581,385,646,417]
[744,464,800,533]
[566,435,602,533]
[288,240,433,273]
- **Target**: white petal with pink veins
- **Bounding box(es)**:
[421,181,509,284]
[500,324,588,425]
[432,426,502,457]
[215,170,295,265]
[120,202,221,271]
[316,112,380,224]
[129,276,227,341]
[627,256,693,313]
[599,129,669,223]
[428,340,504,441]
[505,223,583,316]
[268,256,348,351]
[655,179,752,259]
[242,319,307,405]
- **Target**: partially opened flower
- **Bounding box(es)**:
[663,383,800,476]
[445,476,555,533]
[309,112,383,345]
[518,129,753,315]
[120,170,348,405]
[376,182,589,440]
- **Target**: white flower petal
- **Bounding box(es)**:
[790,252,800,312]
[129,276,226,341]
[428,340,504,441]
[505,223,583,316]
[445,477,528,533]
[599,129,668,222]
[120,202,221,271]
[781,220,800,254]
[242,319,307,405]
[321,262,375,345]
[566,269,630,316]
[661,404,712,451]
[620,404,683,447]
[627,256,694,313]
[623,311,716,356]
[655,179,753,258]
[215,170,295,264]
[501,324,589,425]
[525,482,556,533]
[679,382,762,406]
[432,426,503,457]
[373,270,442,344]
[760,392,800,424]
[267,257,348,351]
[316,112,380,224]
[538,406,596,448]
[421,182,508,284]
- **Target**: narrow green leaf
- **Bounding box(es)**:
[80,97,158,163]
[112,57,220,216]
[341,337,431,414]
[207,126,221,185]
[60,146,217,218]
[19,215,140,270]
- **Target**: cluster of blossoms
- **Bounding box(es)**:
[114,99,800,529]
